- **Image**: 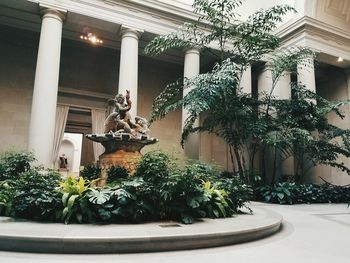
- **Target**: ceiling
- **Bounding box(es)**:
[0,0,186,64]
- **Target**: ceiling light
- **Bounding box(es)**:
[337,57,343,62]
[79,33,103,45]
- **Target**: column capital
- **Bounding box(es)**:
[39,4,67,23]
[120,26,143,40]
[185,48,200,56]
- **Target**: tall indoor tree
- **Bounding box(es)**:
[145,0,350,184]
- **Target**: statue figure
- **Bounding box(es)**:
[134,116,150,136]
[114,90,134,130]
[87,90,158,179]
[104,91,150,138]
[59,154,68,169]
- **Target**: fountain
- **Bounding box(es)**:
[86,90,157,184]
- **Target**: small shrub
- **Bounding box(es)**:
[257,183,294,204]
[202,181,234,218]
[12,169,63,221]
[107,166,129,183]
[0,181,15,216]
[80,164,101,181]
[217,176,253,213]
[88,179,151,223]
[0,150,35,180]
[0,150,254,225]
[60,176,93,224]
[255,182,350,204]
[135,151,171,184]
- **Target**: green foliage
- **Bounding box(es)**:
[0,150,252,225]
[270,83,350,183]
[135,150,171,184]
[0,150,35,180]
[60,176,92,224]
[145,0,350,184]
[256,182,350,204]
[11,169,63,221]
[106,165,129,183]
[88,179,152,223]
[144,0,304,182]
[216,174,253,213]
[0,181,15,216]
[202,181,234,218]
[159,166,208,224]
[80,164,101,181]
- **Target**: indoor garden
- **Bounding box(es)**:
[1,0,350,226]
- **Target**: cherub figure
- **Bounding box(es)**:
[105,90,135,134]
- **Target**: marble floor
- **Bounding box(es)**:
[0,203,349,263]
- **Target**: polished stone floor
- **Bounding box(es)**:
[0,203,349,263]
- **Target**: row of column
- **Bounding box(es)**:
[28,7,200,166]
[28,7,316,167]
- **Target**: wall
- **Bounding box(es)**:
[313,65,350,185]
[59,40,119,95]
[138,57,184,155]
[0,25,37,151]
[0,25,184,162]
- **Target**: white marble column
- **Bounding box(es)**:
[257,65,293,181]
[297,59,316,97]
[240,66,252,94]
[183,48,200,159]
[118,27,142,118]
[28,8,66,167]
[257,66,273,96]
[275,72,291,100]
[258,66,291,99]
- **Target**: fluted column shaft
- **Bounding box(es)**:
[183,49,200,159]
[28,8,65,167]
[118,27,142,118]
[240,66,252,94]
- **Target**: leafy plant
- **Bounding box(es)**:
[202,181,234,218]
[106,165,129,183]
[144,0,298,182]
[0,150,35,180]
[255,182,350,204]
[0,150,252,225]
[11,169,63,220]
[135,150,171,184]
[80,164,101,181]
[216,175,253,213]
[145,0,350,185]
[60,176,92,224]
[0,181,15,216]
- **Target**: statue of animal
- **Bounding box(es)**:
[133,116,150,135]
[104,112,132,134]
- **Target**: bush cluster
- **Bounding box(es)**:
[255,182,350,204]
[0,150,252,224]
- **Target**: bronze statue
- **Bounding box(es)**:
[86,90,157,179]
[104,91,150,138]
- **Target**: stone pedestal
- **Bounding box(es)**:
[98,150,142,186]
[86,133,157,186]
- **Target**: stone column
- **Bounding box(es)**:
[297,59,316,99]
[258,66,291,99]
[118,27,142,118]
[257,65,293,182]
[257,66,272,96]
[240,66,252,94]
[28,7,66,167]
[276,72,294,178]
[275,72,291,100]
[183,48,200,159]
